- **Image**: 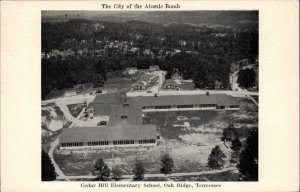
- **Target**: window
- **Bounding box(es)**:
[199,104,216,108]
[62,142,83,147]
[121,115,127,119]
[177,105,193,108]
[230,105,239,108]
[123,104,129,107]
[154,105,171,109]
[88,141,109,146]
[113,140,135,145]
[138,139,156,144]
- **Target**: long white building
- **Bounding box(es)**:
[59,121,157,149]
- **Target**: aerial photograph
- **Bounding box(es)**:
[41,11,258,182]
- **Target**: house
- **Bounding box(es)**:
[125,67,138,75]
[166,51,173,55]
[214,80,223,89]
[64,89,76,97]
[149,65,159,71]
[143,49,154,56]
[130,47,139,53]
[179,40,187,47]
[59,121,157,149]
[174,49,181,54]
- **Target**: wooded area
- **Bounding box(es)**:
[42,19,258,99]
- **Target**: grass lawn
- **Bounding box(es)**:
[54,150,95,176]
[158,126,189,141]
[67,103,86,118]
[54,147,161,176]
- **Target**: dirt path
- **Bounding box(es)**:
[61,167,238,180]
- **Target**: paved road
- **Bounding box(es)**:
[42,94,96,106]
[127,89,258,98]
[61,167,238,180]
[247,95,259,107]
[47,96,90,180]
[48,138,70,180]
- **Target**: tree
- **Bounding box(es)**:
[231,136,242,151]
[207,145,226,169]
[221,125,238,147]
[93,158,110,181]
[237,128,258,181]
[111,166,122,181]
[230,136,242,164]
[237,68,256,89]
[160,153,174,175]
[133,161,145,181]
[41,150,56,181]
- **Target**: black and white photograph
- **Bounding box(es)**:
[1,0,299,191]
[41,10,259,182]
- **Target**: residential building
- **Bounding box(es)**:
[149,65,159,71]
[125,67,138,75]
[64,89,76,97]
